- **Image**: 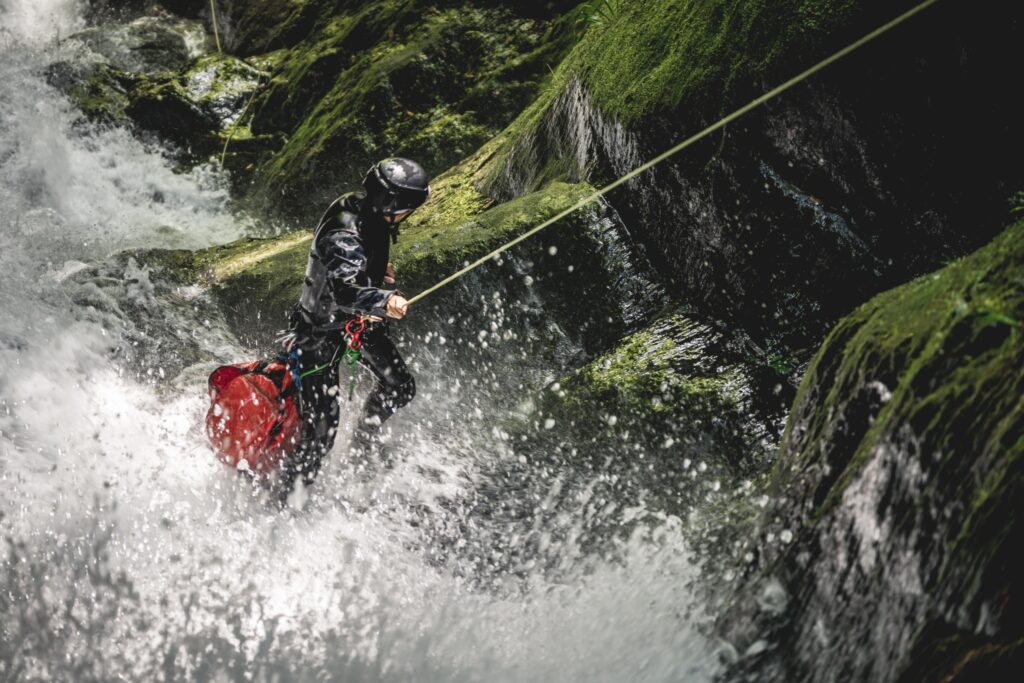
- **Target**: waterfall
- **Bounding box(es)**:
[0,3,722,679]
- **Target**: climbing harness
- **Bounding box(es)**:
[403,0,942,306]
[296,318,367,401]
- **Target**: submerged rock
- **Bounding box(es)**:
[47,61,139,126]
[47,12,210,129]
[0,334,29,351]
[719,219,1024,682]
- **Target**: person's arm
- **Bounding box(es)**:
[320,231,395,319]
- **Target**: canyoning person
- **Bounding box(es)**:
[279,157,430,494]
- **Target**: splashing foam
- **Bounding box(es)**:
[0,0,84,46]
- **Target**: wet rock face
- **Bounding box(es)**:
[62,16,196,75]
[126,54,264,156]
[719,220,1024,682]
[604,39,1021,353]
[47,12,212,132]
[487,1,1024,359]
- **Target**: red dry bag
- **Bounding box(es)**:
[205,359,302,476]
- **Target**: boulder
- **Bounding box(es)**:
[61,15,204,76]
[719,218,1024,682]
[125,54,265,156]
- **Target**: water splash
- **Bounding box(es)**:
[0,0,84,47]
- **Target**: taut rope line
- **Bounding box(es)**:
[405,0,941,306]
[209,0,223,54]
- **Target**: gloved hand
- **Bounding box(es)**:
[386,294,409,319]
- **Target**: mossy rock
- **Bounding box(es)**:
[125,53,265,159]
[47,61,140,127]
[720,219,1024,681]
[537,311,771,496]
[243,2,574,222]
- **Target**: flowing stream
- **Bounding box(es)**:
[0,2,723,680]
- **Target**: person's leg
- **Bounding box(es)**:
[281,337,343,494]
[355,324,415,437]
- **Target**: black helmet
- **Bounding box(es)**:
[362,157,431,216]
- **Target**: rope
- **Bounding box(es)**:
[220,81,262,168]
[206,0,264,169]
[209,0,223,54]
[406,0,941,307]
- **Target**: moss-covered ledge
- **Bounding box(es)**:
[537,312,772,481]
[720,218,1024,682]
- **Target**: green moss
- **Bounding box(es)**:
[479,0,927,193]
[244,3,568,221]
[773,220,1024,518]
[224,0,310,55]
[554,313,744,421]
[60,64,139,125]
[401,148,496,231]
[568,0,923,125]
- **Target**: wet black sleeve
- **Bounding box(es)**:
[320,231,395,318]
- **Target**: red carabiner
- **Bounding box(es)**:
[345,318,366,350]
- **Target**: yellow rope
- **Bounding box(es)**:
[209,0,222,54]
[206,0,261,170]
[220,81,261,169]
[406,0,941,306]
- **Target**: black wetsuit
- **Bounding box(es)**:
[284,192,415,488]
